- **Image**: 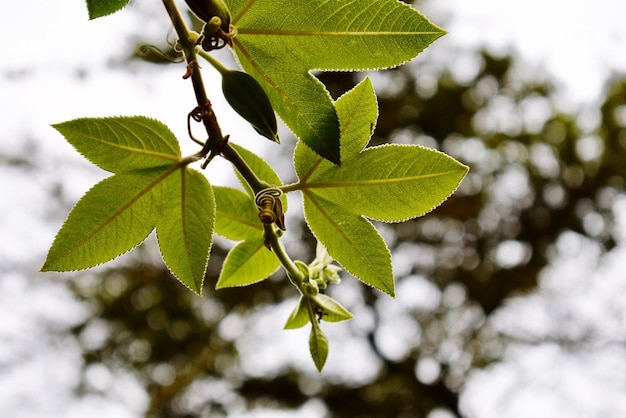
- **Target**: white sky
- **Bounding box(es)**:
[423,0,626,105]
[2,0,626,417]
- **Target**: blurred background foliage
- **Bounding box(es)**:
[61,30,626,417]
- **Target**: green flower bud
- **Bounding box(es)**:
[304,279,319,296]
[222,70,279,143]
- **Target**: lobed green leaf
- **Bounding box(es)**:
[229,0,445,164]
[52,116,181,174]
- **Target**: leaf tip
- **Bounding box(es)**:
[309,324,329,372]
[85,0,130,20]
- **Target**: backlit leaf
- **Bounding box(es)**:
[85,0,131,20]
[309,322,329,372]
[230,143,284,193]
[303,193,393,296]
[228,143,287,212]
[213,186,262,241]
[156,168,215,295]
[52,116,180,174]
[295,78,378,180]
[313,293,353,323]
[306,144,469,222]
[229,0,445,164]
[216,238,280,288]
[284,296,310,329]
[41,167,175,272]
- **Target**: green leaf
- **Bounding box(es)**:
[284,296,310,329]
[85,0,131,19]
[296,78,378,179]
[41,168,175,272]
[52,116,181,174]
[229,0,445,164]
[222,70,279,142]
[313,294,353,323]
[155,169,215,295]
[230,143,283,191]
[216,238,280,288]
[309,322,329,372]
[306,144,469,222]
[213,182,282,289]
[303,194,394,296]
[213,186,262,241]
[228,143,287,213]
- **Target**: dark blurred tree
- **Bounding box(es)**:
[65,46,626,417]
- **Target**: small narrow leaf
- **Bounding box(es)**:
[303,194,394,296]
[41,168,175,272]
[53,116,181,174]
[213,186,262,241]
[284,296,310,329]
[222,70,279,142]
[313,294,353,323]
[309,322,329,372]
[156,168,215,295]
[86,0,131,20]
[216,238,280,288]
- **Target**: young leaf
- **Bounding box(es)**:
[41,168,175,272]
[213,186,262,241]
[284,296,310,330]
[52,116,181,174]
[155,168,215,295]
[222,70,279,142]
[86,0,131,20]
[296,78,378,180]
[309,322,329,372]
[313,294,353,323]
[216,238,280,288]
[306,144,469,222]
[229,0,445,164]
[303,194,394,296]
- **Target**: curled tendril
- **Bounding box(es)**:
[255,187,286,231]
[186,102,229,168]
[187,103,208,146]
[137,44,184,63]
